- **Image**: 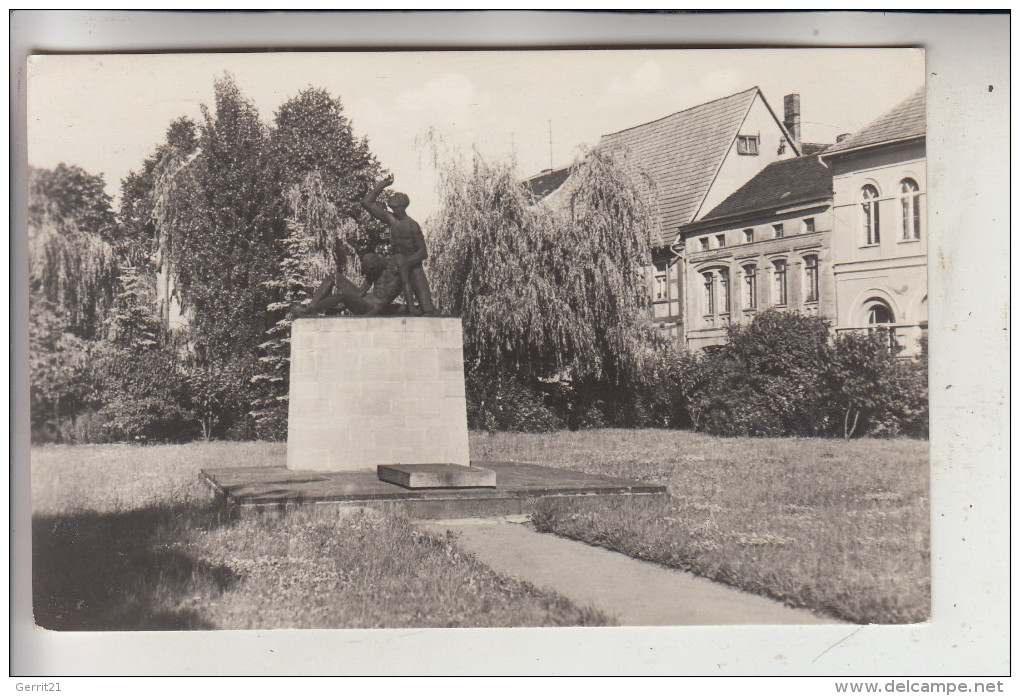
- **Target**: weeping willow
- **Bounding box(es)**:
[28,214,118,338]
[428,145,657,386]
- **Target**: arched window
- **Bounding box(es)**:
[719,268,730,314]
[900,178,921,240]
[702,267,731,317]
[742,264,757,310]
[803,255,819,303]
[861,185,881,245]
[867,302,893,325]
[772,259,787,306]
[702,270,715,316]
[865,299,898,351]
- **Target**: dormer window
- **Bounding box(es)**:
[737,135,759,156]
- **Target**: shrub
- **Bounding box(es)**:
[465,370,564,433]
[689,310,832,437]
[686,310,928,439]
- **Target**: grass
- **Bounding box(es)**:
[31,442,609,630]
[470,429,930,624]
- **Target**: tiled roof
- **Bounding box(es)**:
[599,86,761,247]
[823,86,926,155]
[523,167,571,199]
[697,155,832,223]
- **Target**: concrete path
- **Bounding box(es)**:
[421,518,845,626]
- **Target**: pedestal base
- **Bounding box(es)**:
[377,464,496,489]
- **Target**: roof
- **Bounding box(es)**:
[598,86,762,246]
[800,142,830,156]
[696,155,833,224]
[823,86,926,155]
[523,167,570,199]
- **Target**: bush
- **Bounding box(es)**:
[686,310,928,439]
[689,311,831,437]
[466,370,564,433]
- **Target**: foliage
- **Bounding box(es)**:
[687,310,928,438]
[28,300,96,439]
[28,164,120,440]
[28,188,119,340]
[91,266,193,443]
[165,74,276,368]
[28,164,116,241]
[267,87,385,254]
[248,86,386,437]
[118,117,198,266]
[430,147,654,384]
[428,146,667,430]
[465,369,564,432]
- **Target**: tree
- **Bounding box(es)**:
[29,164,116,241]
[119,117,198,267]
[427,146,660,428]
[28,166,120,339]
[250,174,350,438]
[28,299,94,438]
[268,87,384,251]
[247,89,386,437]
[166,74,275,369]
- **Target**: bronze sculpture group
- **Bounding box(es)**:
[292,174,437,318]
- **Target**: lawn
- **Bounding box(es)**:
[31,430,929,628]
[470,429,930,624]
[30,442,608,630]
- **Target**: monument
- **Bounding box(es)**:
[286,176,493,488]
[202,175,665,510]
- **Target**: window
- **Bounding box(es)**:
[861,185,881,245]
[867,303,893,325]
[715,233,726,249]
[773,223,784,239]
[803,217,815,234]
[737,135,759,155]
[742,265,757,310]
[743,228,754,244]
[699,237,710,252]
[803,255,819,303]
[719,268,730,314]
[900,178,921,240]
[866,299,898,352]
[703,271,715,315]
[773,260,787,306]
[653,265,667,300]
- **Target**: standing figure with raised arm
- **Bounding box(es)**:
[361,174,437,315]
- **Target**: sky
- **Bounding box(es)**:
[27,48,924,224]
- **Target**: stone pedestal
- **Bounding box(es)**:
[287,316,470,472]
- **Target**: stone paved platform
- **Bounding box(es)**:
[201,460,667,519]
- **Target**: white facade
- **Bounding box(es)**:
[827,140,927,354]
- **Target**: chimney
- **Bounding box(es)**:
[836,133,851,143]
[783,94,802,149]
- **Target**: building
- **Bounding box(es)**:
[821,87,927,355]
[524,87,804,337]
[678,155,834,351]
